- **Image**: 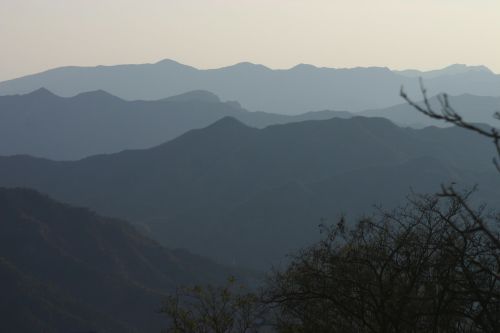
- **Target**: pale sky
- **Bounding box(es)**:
[1,0,499,81]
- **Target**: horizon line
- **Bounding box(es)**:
[1,59,497,83]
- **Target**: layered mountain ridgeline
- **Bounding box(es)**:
[361,94,500,128]
[0,187,252,333]
[0,88,349,160]
[0,59,498,113]
[0,116,499,269]
[1,87,498,161]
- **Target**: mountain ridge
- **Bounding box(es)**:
[0,116,498,269]
[0,187,252,332]
[361,94,500,128]
[0,88,351,160]
[1,59,498,113]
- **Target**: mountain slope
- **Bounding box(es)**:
[0,117,498,269]
[0,59,498,113]
[0,89,349,160]
[0,187,249,332]
[0,256,131,333]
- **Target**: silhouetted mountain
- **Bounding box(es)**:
[0,117,498,269]
[162,90,221,103]
[0,60,498,113]
[0,187,251,332]
[396,64,493,79]
[361,94,500,128]
[0,89,349,160]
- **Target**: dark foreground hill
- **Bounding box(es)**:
[0,116,499,269]
[0,188,249,333]
[0,59,498,113]
[0,88,349,160]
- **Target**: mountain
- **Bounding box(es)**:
[0,117,498,269]
[395,64,494,79]
[1,87,497,160]
[162,89,222,103]
[361,94,500,128]
[0,59,498,114]
[0,88,349,160]
[0,187,251,333]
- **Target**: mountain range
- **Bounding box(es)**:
[0,187,251,332]
[0,88,349,160]
[1,88,498,160]
[1,59,498,114]
[361,94,500,128]
[0,116,498,269]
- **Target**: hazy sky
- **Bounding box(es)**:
[1,0,499,81]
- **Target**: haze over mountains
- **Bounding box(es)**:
[361,94,500,129]
[1,60,499,268]
[1,116,498,269]
[1,87,498,160]
[0,88,349,160]
[1,59,499,114]
[2,58,500,331]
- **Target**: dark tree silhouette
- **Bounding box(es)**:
[401,83,500,330]
[264,193,500,333]
[401,81,500,266]
[263,86,500,332]
[160,277,267,333]
[161,84,500,333]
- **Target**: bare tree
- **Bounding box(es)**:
[400,83,500,331]
[265,194,500,333]
[161,277,267,333]
[161,83,500,333]
[400,81,500,258]
[401,81,500,173]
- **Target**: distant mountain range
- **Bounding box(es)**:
[0,116,498,269]
[1,88,498,160]
[394,64,494,79]
[0,88,350,160]
[0,187,250,333]
[361,94,500,128]
[0,59,498,113]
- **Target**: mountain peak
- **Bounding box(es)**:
[290,63,318,71]
[224,62,270,71]
[207,116,252,130]
[72,89,123,102]
[155,58,182,65]
[441,64,493,75]
[163,90,221,103]
[396,64,494,78]
[154,58,195,69]
[25,87,58,99]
